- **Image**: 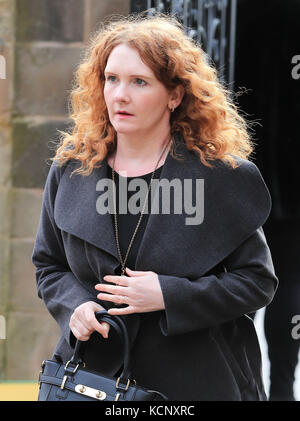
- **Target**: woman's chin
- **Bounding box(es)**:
[114,125,140,135]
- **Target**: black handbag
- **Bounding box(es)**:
[38,310,168,401]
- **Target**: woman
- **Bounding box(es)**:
[32,13,278,401]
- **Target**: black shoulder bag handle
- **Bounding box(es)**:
[70,310,131,382]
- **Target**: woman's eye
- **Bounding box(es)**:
[135,78,147,86]
[106,76,116,82]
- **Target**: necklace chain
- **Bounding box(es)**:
[112,139,172,276]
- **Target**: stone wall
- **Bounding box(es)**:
[0,0,130,380]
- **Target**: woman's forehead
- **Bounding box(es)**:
[105,44,154,78]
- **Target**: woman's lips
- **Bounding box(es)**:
[116,112,134,118]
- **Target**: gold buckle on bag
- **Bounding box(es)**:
[64,360,80,373]
[60,360,80,390]
[114,377,136,401]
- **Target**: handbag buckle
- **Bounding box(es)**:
[114,377,136,401]
[64,360,80,373]
[116,376,131,391]
[60,360,81,390]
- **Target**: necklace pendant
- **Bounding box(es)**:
[121,267,126,276]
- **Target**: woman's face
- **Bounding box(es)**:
[103,43,174,137]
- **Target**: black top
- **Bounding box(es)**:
[106,164,163,273]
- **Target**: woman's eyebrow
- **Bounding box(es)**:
[104,71,153,79]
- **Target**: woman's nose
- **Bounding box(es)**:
[114,82,130,102]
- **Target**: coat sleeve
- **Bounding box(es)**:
[32,162,102,347]
[157,226,278,336]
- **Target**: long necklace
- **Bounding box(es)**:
[112,139,172,276]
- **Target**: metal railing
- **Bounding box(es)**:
[130,0,237,87]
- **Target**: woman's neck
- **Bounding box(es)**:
[108,132,172,177]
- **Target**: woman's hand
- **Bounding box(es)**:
[69,301,110,341]
[95,267,165,316]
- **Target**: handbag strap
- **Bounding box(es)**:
[70,310,131,381]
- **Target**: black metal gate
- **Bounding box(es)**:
[130,0,237,87]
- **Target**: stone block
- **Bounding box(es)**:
[0,0,14,41]
[11,189,43,239]
[12,118,71,188]
[0,187,12,236]
[14,44,84,116]
[5,310,60,379]
[0,237,10,309]
[89,0,130,35]
[9,239,46,312]
[15,0,85,42]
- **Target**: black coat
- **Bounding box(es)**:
[32,133,278,401]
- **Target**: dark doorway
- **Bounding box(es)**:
[235,0,300,221]
[234,0,300,401]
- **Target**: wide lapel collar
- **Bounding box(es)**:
[135,132,272,278]
[54,135,190,266]
[54,157,120,262]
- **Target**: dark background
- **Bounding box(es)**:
[235,0,300,282]
[235,0,300,400]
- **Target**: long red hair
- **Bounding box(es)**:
[52,12,254,176]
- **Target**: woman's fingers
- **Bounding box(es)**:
[70,322,92,341]
[71,319,110,341]
[85,306,110,338]
[99,321,110,338]
[108,305,136,316]
[97,292,128,305]
[70,301,111,340]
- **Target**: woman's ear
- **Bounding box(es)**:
[169,85,185,109]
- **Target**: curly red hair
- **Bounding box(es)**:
[52,12,254,176]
